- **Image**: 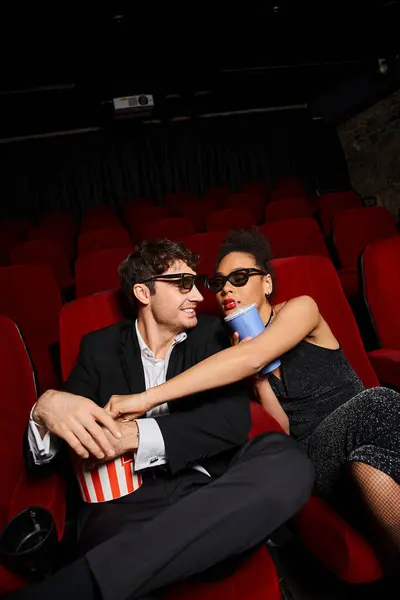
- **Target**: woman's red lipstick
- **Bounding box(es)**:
[223,299,237,311]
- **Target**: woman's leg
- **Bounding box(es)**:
[307,387,400,568]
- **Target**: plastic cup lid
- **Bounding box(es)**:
[224,303,257,322]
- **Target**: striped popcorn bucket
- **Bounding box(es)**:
[74,453,143,503]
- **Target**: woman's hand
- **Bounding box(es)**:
[105,392,152,420]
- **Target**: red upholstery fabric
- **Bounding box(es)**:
[40,211,76,238]
[75,246,133,298]
[124,198,155,219]
[127,206,171,241]
[206,209,256,232]
[265,197,314,222]
[333,206,398,270]
[259,218,330,260]
[368,349,400,389]
[0,265,62,392]
[11,239,72,290]
[318,191,362,237]
[337,268,359,302]
[0,218,30,241]
[203,186,231,208]
[78,226,132,257]
[227,193,265,224]
[362,235,400,351]
[0,231,17,266]
[272,256,378,388]
[28,224,75,261]
[0,317,66,594]
[164,192,197,216]
[60,290,127,380]
[177,199,217,232]
[270,178,307,201]
[140,217,195,242]
[80,207,120,233]
[241,181,270,202]
[163,546,280,600]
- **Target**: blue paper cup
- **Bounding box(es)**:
[224,303,280,374]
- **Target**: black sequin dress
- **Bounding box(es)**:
[267,341,400,498]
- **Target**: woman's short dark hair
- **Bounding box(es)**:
[216,228,276,291]
[119,239,199,306]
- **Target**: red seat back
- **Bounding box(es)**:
[271,177,307,201]
[362,236,400,351]
[0,231,17,266]
[241,181,270,202]
[75,246,134,298]
[0,218,30,241]
[140,217,195,242]
[124,198,155,221]
[203,186,231,208]
[60,290,130,381]
[206,209,256,232]
[333,206,398,270]
[80,207,120,232]
[28,223,75,260]
[271,256,378,388]
[0,316,38,528]
[0,265,62,391]
[164,192,196,215]
[259,218,330,260]
[318,191,362,237]
[11,239,72,289]
[40,211,77,238]
[265,197,314,222]
[227,193,265,224]
[78,226,132,257]
[127,206,171,241]
[177,199,217,232]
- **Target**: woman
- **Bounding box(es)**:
[108,229,400,567]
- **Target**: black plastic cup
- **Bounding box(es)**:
[0,506,58,580]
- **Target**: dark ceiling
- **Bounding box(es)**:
[1,2,399,139]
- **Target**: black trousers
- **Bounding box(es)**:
[8,433,314,600]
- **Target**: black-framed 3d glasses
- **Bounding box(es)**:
[140,273,205,291]
[206,268,267,293]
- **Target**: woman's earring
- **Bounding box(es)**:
[266,292,272,298]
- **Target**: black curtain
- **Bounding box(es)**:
[0,111,315,221]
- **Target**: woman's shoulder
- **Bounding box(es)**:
[273,295,319,316]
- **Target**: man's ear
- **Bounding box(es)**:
[133,283,151,306]
[263,274,273,298]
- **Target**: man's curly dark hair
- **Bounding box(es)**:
[119,239,199,306]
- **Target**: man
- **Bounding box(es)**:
[13,239,313,600]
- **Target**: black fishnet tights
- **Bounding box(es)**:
[350,462,400,571]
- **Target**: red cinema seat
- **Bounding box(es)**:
[80,206,120,232]
[0,231,17,266]
[203,186,231,208]
[177,199,217,232]
[318,191,363,238]
[259,218,330,260]
[127,206,171,242]
[0,316,65,595]
[333,207,398,301]
[0,218,30,241]
[362,235,400,390]
[78,227,132,257]
[40,211,76,238]
[124,198,155,221]
[75,246,133,298]
[270,178,307,201]
[141,217,195,242]
[265,197,314,222]
[11,239,73,290]
[241,181,270,202]
[227,193,265,224]
[164,192,197,216]
[28,223,75,261]
[206,209,256,233]
[59,294,281,600]
[271,255,382,582]
[0,265,62,392]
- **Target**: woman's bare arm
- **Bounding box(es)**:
[253,377,290,434]
[107,295,320,417]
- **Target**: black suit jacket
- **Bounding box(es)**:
[29,315,251,479]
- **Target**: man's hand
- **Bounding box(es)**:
[33,390,122,460]
[83,420,139,470]
[105,392,151,420]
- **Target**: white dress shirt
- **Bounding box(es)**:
[28,320,210,476]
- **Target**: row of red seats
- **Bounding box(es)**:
[1,253,390,596]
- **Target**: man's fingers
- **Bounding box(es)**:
[61,430,89,460]
[70,421,106,459]
[231,332,240,346]
[83,419,116,458]
[93,406,122,438]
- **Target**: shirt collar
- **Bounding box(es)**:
[135,319,187,359]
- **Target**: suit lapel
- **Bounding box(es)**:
[118,322,146,394]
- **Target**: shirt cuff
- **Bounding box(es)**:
[135,418,167,471]
[28,405,60,465]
